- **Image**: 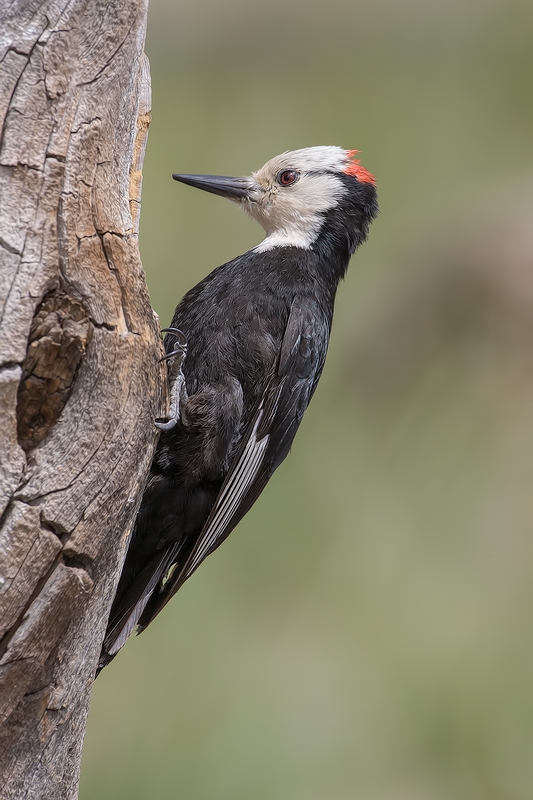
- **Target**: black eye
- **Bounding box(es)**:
[277,169,298,186]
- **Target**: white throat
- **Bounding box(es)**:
[253,227,320,253]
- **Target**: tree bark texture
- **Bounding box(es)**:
[0,1,163,796]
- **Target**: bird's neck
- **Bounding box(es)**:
[313,227,354,284]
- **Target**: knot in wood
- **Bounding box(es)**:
[16,291,92,452]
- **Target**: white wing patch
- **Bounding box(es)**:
[185,409,270,576]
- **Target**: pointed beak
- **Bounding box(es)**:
[172,173,253,201]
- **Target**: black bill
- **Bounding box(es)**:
[172,173,251,200]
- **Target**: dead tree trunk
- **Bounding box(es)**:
[0,1,163,797]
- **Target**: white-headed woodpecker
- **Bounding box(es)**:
[98,146,378,671]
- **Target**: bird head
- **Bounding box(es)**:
[173,146,378,254]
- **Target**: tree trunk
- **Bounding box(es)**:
[0,1,162,797]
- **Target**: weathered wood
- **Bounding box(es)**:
[0,1,163,797]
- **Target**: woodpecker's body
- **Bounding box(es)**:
[99,147,378,671]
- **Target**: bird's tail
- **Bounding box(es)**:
[97,545,178,674]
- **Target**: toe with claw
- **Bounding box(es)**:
[155,328,189,431]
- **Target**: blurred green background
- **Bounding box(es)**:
[80,1,533,798]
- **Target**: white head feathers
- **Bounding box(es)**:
[244,147,355,251]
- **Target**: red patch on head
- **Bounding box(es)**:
[344,149,376,185]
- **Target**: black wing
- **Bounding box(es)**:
[99,296,330,669]
[140,295,330,624]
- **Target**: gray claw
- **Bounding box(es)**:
[155,417,178,431]
[156,330,189,430]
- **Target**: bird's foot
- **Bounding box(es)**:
[155,328,189,431]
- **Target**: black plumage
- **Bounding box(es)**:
[98,151,378,671]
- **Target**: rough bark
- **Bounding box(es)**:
[0,1,163,797]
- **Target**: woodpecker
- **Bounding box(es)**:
[98,146,378,672]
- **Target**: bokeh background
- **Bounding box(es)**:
[80,1,533,798]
